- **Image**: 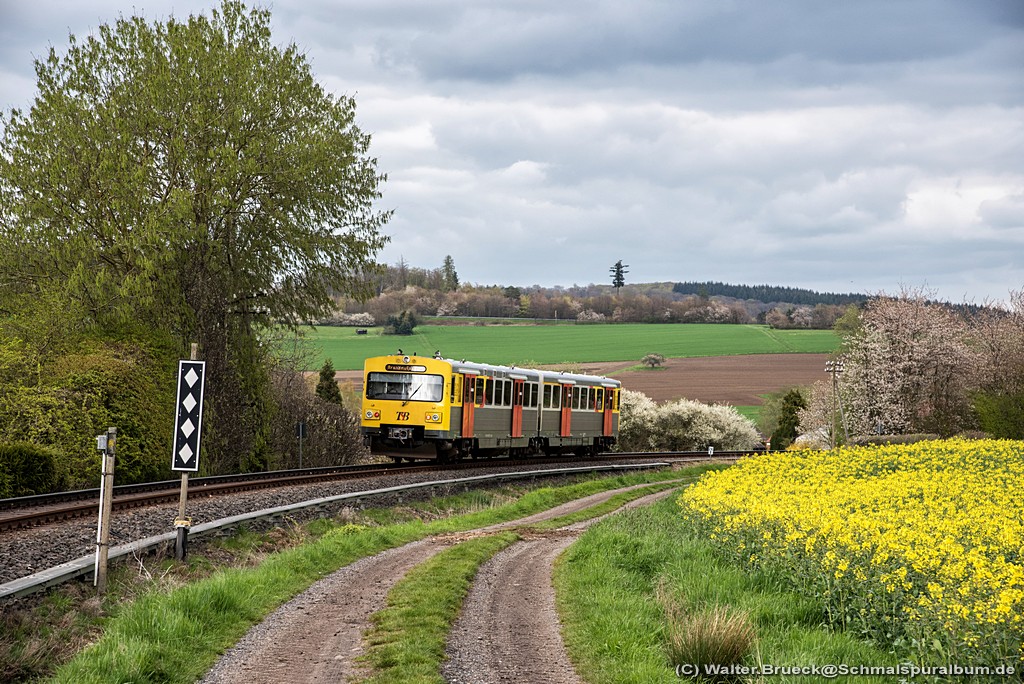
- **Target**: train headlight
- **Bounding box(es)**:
[425,412,442,423]
[365,410,380,420]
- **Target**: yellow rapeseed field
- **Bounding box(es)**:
[679,439,1024,670]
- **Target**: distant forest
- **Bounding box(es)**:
[672,281,866,306]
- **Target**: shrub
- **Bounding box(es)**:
[576,309,606,323]
[973,391,1024,439]
[0,442,66,497]
[617,390,761,452]
[0,337,175,489]
[268,366,368,468]
[616,389,658,452]
[383,310,418,335]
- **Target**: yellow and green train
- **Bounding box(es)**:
[360,353,621,462]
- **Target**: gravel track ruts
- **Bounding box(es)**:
[199,483,679,683]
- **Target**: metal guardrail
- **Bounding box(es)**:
[0,462,670,601]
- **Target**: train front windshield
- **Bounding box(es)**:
[366,373,444,402]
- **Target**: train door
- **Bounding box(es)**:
[511,378,525,438]
[461,373,477,437]
[560,383,573,437]
[602,387,615,436]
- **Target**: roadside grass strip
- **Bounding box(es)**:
[46,469,688,683]
[556,495,899,684]
[681,439,1024,674]
[358,532,520,684]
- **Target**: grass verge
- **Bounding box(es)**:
[555,495,901,683]
[42,468,700,683]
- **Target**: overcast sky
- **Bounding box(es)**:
[1,1,1022,304]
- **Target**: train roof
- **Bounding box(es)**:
[445,358,621,388]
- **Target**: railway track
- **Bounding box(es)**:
[0,451,747,601]
[0,462,423,532]
[0,451,752,533]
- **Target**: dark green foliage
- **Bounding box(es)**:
[316,359,343,405]
[674,281,866,306]
[383,310,418,335]
[973,392,1024,439]
[609,260,629,293]
[773,388,807,450]
[0,443,66,497]
[0,335,176,489]
[441,255,459,292]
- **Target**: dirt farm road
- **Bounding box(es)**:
[199,484,681,683]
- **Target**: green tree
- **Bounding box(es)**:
[641,353,666,369]
[610,260,629,293]
[773,388,807,449]
[316,358,343,405]
[0,1,389,473]
[442,255,459,292]
[383,310,418,335]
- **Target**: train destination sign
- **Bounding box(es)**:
[385,364,427,372]
[171,360,206,472]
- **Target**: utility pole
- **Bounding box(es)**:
[825,359,846,449]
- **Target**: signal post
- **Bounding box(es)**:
[171,343,205,560]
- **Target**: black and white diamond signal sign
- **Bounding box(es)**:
[171,360,206,472]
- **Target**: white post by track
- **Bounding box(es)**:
[94,427,116,593]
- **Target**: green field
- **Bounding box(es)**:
[299,324,839,370]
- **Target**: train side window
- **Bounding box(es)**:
[543,383,560,409]
[595,388,604,411]
[504,380,512,406]
[495,379,505,406]
[581,387,590,410]
[610,389,619,411]
[527,383,538,407]
[476,377,487,407]
[485,376,495,405]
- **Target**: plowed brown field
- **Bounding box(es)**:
[337,353,830,406]
[579,353,830,404]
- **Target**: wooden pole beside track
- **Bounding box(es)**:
[95,427,116,594]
